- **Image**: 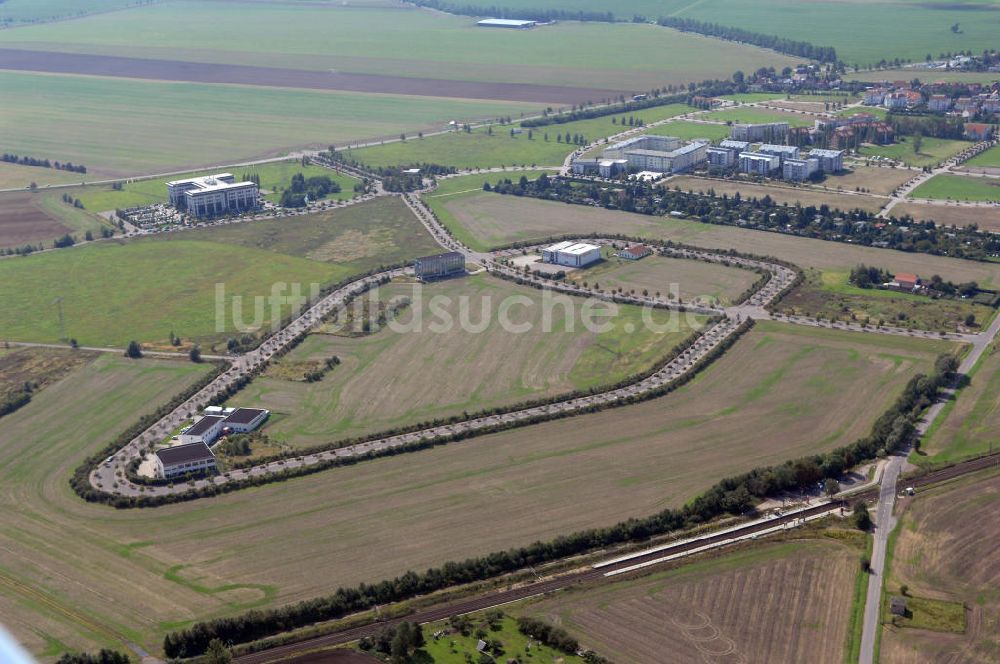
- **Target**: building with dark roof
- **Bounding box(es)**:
[154,442,216,479]
[179,415,225,446]
[414,252,465,280]
[222,407,269,433]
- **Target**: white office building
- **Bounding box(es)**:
[542,241,602,268]
[167,173,259,218]
[603,135,681,159]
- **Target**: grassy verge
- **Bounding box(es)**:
[844,530,874,663]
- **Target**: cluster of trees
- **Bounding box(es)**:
[163,333,958,660]
[304,355,340,382]
[55,650,130,664]
[410,1,614,22]
[522,92,689,128]
[0,382,34,419]
[516,616,578,654]
[53,233,76,248]
[2,152,87,173]
[215,433,256,457]
[849,264,981,298]
[890,114,966,140]
[849,265,892,289]
[241,171,262,187]
[657,17,838,63]
[358,621,425,663]
[61,193,85,209]
[279,173,341,207]
[499,176,1000,262]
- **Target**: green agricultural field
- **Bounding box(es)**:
[718,92,787,103]
[964,145,1000,169]
[919,343,1000,463]
[75,161,359,212]
[0,71,539,176]
[702,107,814,127]
[347,104,691,169]
[676,0,1000,67]
[778,269,992,333]
[860,136,970,168]
[0,2,799,90]
[436,192,1000,289]
[0,322,951,658]
[0,0,135,24]
[0,198,439,347]
[910,174,1000,202]
[852,69,1000,85]
[646,120,731,141]
[236,274,703,444]
[0,161,90,190]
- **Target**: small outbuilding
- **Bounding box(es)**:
[890,596,907,617]
[619,244,652,261]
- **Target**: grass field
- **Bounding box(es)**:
[892,202,1000,233]
[0,198,438,347]
[813,165,913,196]
[910,174,1000,202]
[0,161,90,189]
[778,269,991,333]
[667,175,890,213]
[701,107,815,127]
[0,0,136,24]
[525,538,860,664]
[880,469,1000,663]
[564,251,758,305]
[417,614,584,664]
[0,70,539,176]
[852,69,1000,85]
[0,321,951,658]
[860,136,971,168]
[646,120,731,141]
[919,343,1000,463]
[0,347,97,405]
[236,274,703,444]
[347,104,691,169]
[436,193,1000,289]
[74,161,359,212]
[963,145,1000,169]
[0,2,799,90]
[676,0,1000,67]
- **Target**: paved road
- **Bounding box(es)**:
[858,302,1000,664]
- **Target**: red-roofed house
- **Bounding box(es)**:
[894,273,920,290]
[965,123,994,141]
[620,244,652,260]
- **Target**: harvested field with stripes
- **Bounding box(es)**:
[526,539,859,664]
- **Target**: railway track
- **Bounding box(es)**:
[234,452,1000,663]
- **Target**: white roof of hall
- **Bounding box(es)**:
[477,18,536,26]
[167,173,234,187]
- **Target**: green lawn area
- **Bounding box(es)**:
[0,0,135,23]
[647,120,731,141]
[852,69,1000,85]
[910,174,1000,202]
[702,107,814,127]
[718,92,787,103]
[347,104,691,169]
[0,70,538,176]
[0,2,798,90]
[964,145,1000,169]
[860,136,970,168]
[416,614,584,664]
[75,161,359,211]
[677,0,1000,67]
[837,106,888,119]
[238,273,703,444]
[0,198,439,347]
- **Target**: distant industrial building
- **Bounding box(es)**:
[738,152,781,175]
[730,122,789,143]
[414,251,466,280]
[476,18,537,28]
[603,135,681,159]
[154,442,216,479]
[542,241,601,268]
[167,173,259,219]
[783,157,820,181]
[570,157,628,178]
[757,144,800,164]
[808,148,845,173]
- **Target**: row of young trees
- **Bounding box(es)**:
[410,1,615,23]
[162,342,956,658]
[2,152,87,173]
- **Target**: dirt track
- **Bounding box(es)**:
[0,48,631,104]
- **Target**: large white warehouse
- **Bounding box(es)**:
[542,241,601,268]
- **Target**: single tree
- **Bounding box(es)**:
[124,341,142,359]
[189,345,202,363]
[823,478,840,497]
[854,504,873,531]
[203,639,232,664]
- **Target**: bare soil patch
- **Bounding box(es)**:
[893,202,1000,232]
[668,176,889,213]
[0,191,72,248]
[0,48,627,105]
